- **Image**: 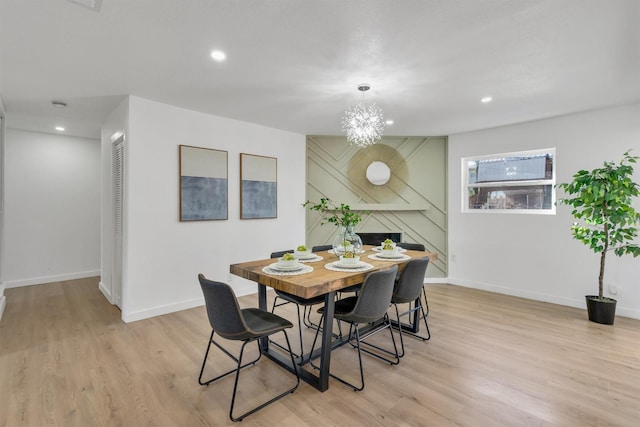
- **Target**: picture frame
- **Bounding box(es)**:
[240,153,277,219]
[179,145,228,221]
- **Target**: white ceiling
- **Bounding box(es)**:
[1,0,639,139]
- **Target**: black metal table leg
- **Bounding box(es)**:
[257,283,269,352]
[318,291,335,392]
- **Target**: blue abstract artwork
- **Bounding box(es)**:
[241,180,277,218]
[240,153,277,219]
[179,145,228,221]
[181,176,228,220]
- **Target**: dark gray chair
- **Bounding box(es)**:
[390,257,431,356]
[309,266,399,391]
[396,242,426,251]
[270,250,325,359]
[396,242,430,316]
[198,274,299,422]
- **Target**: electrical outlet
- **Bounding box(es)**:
[608,284,617,295]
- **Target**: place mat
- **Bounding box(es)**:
[262,264,314,276]
[371,246,407,253]
[367,253,411,262]
[298,254,323,263]
[324,261,374,273]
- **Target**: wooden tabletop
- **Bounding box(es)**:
[230,246,437,299]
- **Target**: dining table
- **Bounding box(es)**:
[229,245,437,392]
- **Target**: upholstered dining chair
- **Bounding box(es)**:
[389,257,431,356]
[197,274,299,422]
[269,250,325,359]
[311,244,333,252]
[309,266,399,391]
[396,242,430,316]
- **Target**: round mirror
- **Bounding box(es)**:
[366,161,391,185]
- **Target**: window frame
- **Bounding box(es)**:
[462,148,556,215]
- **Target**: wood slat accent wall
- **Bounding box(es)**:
[306,135,447,277]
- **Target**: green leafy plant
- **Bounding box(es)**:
[556,150,640,300]
[302,198,369,226]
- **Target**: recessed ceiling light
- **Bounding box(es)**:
[481,96,493,103]
[210,50,226,62]
[385,120,394,125]
[55,126,65,131]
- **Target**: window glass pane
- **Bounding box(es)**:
[468,185,553,210]
[468,154,553,184]
[463,148,555,213]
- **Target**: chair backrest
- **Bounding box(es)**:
[393,258,430,304]
[311,244,333,252]
[344,266,398,323]
[198,274,249,340]
[396,242,426,251]
[271,249,294,259]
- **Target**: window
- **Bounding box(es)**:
[462,148,556,214]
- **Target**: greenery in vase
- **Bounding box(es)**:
[302,198,369,226]
[556,150,640,300]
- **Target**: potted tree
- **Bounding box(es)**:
[557,150,640,324]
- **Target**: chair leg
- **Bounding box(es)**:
[330,323,366,391]
[228,331,300,422]
[270,300,305,361]
[309,318,386,392]
[302,305,321,330]
[421,286,430,316]
[393,299,430,358]
[308,313,324,368]
[198,330,262,386]
[352,314,400,365]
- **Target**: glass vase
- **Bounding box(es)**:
[332,224,363,257]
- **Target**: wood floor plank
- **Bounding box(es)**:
[1,277,639,426]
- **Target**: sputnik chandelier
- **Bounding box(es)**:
[341,83,385,148]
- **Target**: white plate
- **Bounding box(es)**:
[296,253,316,260]
[376,252,405,259]
[269,262,304,271]
[334,261,364,269]
[372,246,407,253]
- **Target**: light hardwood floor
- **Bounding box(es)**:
[1,277,639,426]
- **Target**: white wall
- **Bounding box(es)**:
[116,96,306,322]
[0,99,6,319]
[5,129,101,287]
[448,103,640,319]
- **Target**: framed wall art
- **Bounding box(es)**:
[240,153,277,219]
[179,145,228,221]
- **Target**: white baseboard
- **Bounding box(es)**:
[6,270,101,288]
[122,297,205,323]
[447,277,640,320]
[425,277,449,284]
[98,281,113,304]
[120,282,264,323]
[0,295,6,322]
